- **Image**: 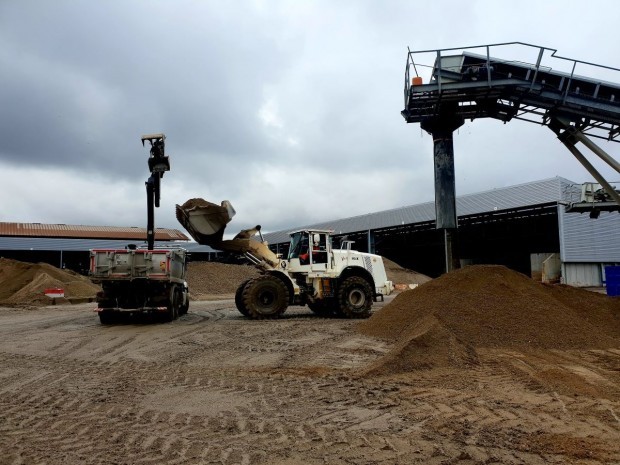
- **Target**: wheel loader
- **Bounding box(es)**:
[176,199,393,319]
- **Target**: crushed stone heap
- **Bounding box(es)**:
[185,257,427,297]
[358,265,620,376]
[381,258,431,286]
[186,261,260,297]
[0,258,101,306]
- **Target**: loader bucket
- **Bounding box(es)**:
[175,199,236,245]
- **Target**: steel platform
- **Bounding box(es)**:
[402,43,620,141]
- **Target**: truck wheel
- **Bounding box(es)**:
[178,282,190,315]
[242,275,289,319]
[179,296,189,316]
[337,276,373,319]
[98,311,116,325]
[176,286,189,316]
[235,279,252,317]
[163,285,180,322]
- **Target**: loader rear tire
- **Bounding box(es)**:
[242,275,289,319]
[337,276,373,319]
[235,279,252,317]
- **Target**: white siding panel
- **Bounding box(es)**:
[559,209,620,262]
[562,263,603,286]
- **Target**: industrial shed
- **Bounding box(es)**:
[262,177,620,287]
[0,223,219,274]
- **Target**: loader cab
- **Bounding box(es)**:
[287,230,332,268]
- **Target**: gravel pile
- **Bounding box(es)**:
[382,257,431,286]
[0,254,429,304]
[186,257,429,298]
[357,265,620,376]
[187,261,260,298]
[0,258,101,306]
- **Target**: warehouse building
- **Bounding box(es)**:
[262,177,620,287]
[1,177,618,287]
[0,224,217,275]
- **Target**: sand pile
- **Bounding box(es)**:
[0,258,262,305]
[187,261,260,297]
[0,258,101,306]
[358,265,620,376]
[186,257,428,298]
[382,258,431,287]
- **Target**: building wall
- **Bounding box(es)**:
[559,209,620,262]
[562,261,620,287]
[562,263,604,287]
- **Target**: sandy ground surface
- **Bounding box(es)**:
[1,295,619,465]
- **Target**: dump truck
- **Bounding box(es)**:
[176,199,393,319]
[89,247,189,324]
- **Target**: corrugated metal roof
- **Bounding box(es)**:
[0,237,217,253]
[263,177,572,244]
[0,222,189,241]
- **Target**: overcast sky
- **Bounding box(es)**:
[1,0,619,237]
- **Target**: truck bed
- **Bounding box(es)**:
[89,248,187,283]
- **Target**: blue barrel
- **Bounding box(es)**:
[605,266,620,296]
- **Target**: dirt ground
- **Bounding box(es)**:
[1,265,619,465]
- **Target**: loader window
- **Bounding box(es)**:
[288,232,307,260]
[311,234,328,264]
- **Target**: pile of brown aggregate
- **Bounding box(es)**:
[186,261,260,298]
[0,258,101,306]
[0,255,431,305]
[186,256,424,298]
[358,265,620,376]
[382,257,431,286]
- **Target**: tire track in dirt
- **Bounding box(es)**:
[2,300,620,464]
[1,349,407,464]
[389,353,620,463]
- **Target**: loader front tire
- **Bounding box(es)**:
[242,275,289,319]
[235,279,252,317]
[337,276,373,319]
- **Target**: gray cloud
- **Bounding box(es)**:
[1,0,619,235]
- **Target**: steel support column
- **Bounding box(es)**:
[367,230,376,254]
[421,113,464,273]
